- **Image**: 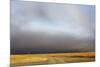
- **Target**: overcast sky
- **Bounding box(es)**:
[11,1,95,54]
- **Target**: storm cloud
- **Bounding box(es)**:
[10,1,95,54]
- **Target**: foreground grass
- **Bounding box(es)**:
[10,52,95,66]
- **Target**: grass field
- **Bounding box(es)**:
[10,52,95,66]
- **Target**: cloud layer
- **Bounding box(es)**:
[11,1,95,54]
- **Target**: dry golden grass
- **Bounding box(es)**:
[10,52,95,66]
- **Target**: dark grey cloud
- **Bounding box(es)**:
[11,1,95,54]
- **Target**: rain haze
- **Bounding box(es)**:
[11,1,95,54]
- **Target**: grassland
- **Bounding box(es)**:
[10,52,95,66]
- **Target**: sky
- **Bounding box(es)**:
[11,1,95,54]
